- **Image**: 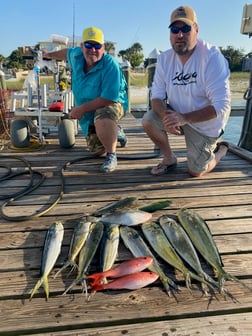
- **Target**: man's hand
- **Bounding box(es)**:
[162,109,187,134]
[70,106,83,120]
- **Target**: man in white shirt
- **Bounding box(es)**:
[142,5,231,177]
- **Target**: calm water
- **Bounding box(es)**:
[132,100,245,145]
[223,116,243,145]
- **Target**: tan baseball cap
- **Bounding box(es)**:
[169,6,197,27]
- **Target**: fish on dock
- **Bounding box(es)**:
[159,215,219,290]
[178,208,252,295]
[87,256,153,286]
[62,220,104,295]
[93,197,138,216]
[142,221,215,295]
[100,224,120,276]
[30,221,64,300]
[120,225,178,295]
[90,271,159,292]
[54,216,96,278]
[101,209,152,226]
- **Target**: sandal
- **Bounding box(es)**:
[214,141,229,153]
[150,162,177,176]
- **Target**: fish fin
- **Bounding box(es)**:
[30,277,44,300]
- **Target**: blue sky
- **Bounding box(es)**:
[0,0,251,58]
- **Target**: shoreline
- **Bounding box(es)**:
[130,86,246,105]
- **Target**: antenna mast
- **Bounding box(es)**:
[72,1,75,47]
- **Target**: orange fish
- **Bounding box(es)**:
[87,256,153,286]
[91,271,159,291]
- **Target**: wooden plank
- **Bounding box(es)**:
[33,312,252,336]
[1,113,252,335]
[0,283,251,335]
[0,253,251,297]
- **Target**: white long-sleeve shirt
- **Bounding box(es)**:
[151,39,231,137]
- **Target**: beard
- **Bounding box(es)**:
[171,37,197,56]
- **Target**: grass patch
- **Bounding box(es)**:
[230,72,249,81]
[5,71,250,91]
[6,76,55,90]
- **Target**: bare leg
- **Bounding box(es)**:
[95,118,117,153]
[189,144,228,177]
[142,119,177,172]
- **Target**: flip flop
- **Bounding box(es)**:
[214,141,229,153]
[150,162,177,176]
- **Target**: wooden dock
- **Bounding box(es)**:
[0,113,252,336]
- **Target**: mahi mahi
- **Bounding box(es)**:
[100,224,120,277]
[142,221,215,295]
[120,225,178,296]
[178,208,252,295]
[62,220,104,295]
[138,199,172,213]
[159,215,219,290]
[54,216,96,278]
[30,221,64,300]
[93,197,138,216]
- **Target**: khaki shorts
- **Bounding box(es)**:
[143,109,219,174]
[94,102,124,123]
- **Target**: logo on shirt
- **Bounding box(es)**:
[172,71,197,85]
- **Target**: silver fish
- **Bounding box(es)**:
[101,210,152,226]
[30,221,64,300]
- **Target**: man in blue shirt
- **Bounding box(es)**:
[44,26,128,172]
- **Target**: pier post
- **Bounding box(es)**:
[238,63,252,150]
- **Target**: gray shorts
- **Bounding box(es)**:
[143,109,219,174]
[94,102,124,123]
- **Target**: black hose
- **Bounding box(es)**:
[0,150,160,221]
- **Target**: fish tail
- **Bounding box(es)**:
[224,272,252,292]
[29,276,44,300]
[185,273,192,294]
[55,261,78,279]
[43,278,49,301]
[86,273,105,287]
[90,283,105,292]
[62,278,81,295]
[68,262,78,276]
[203,272,219,289]
[54,261,71,279]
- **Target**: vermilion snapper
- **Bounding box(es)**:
[87,256,153,286]
[90,271,159,292]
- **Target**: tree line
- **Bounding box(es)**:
[0,44,249,71]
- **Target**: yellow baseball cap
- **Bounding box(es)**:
[169,6,197,27]
[82,26,104,44]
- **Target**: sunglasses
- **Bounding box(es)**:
[170,25,192,34]
[84,42,102,50]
